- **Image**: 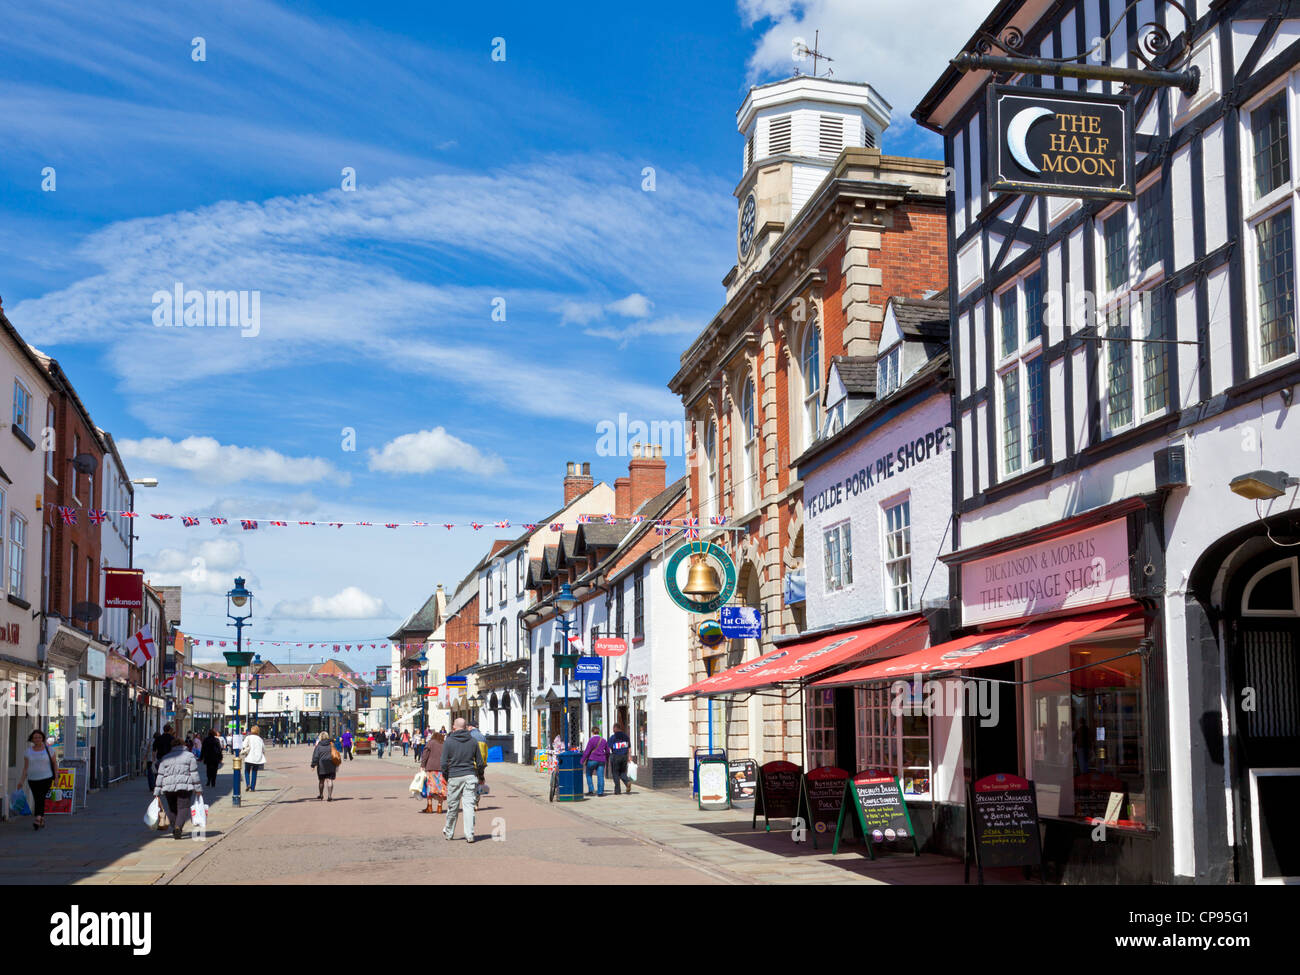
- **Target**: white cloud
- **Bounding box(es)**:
[140,538,253,595]
[271,586,396,620]
[605,293,653,318]
[117,436,344,485]
[367,427,504,476]
[740,0,991,122]
[584,315,701,348]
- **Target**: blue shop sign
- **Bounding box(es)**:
[720,606,762,639]
[574,657,603,680]
[584,680,600,703]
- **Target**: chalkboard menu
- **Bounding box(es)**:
[967,773,1043,881]
[799,766,848,849]
[833,770,918,858]
[753,760,802,831]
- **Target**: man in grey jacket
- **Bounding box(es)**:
[440,718,486,842]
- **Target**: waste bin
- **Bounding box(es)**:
[554,750,585,802]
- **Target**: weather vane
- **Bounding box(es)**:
[794,30,833,79]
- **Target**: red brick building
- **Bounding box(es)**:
[668,76,948,764]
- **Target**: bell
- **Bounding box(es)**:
[682,553,722,598]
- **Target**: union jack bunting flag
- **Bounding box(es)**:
[210,517,228,525]
[549,522,564,531]
[602,513,616,524]
[270,520,288,526]
[121,511,138,518]
[709,515,728,526]
[629,515,645,524]
[330,522,344,528]
[577,514,591,524]
[682,517,700,539]
[654,520,674,535]
[471,522,484,531]
[240,520,258,530]
[298,521,315,526]
[181,516,200,527]
[444,524,455,530]
[495,520,510,528]
[87,509,108,525]
[384,523,398,529]
[59,506,77,525]
[522,523,537,531]
[356,521,372,526]
[411,521,427,526]
[151,513,173,520]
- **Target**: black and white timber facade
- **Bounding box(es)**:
[918,0,1300,884]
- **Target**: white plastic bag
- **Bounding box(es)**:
[191,795,208,829]
[409,770,427,795]
[144,796,160,828]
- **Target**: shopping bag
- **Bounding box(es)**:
[9,789,31,816]
[191,795,208,829]
[408,770,427,796]
[477,783,491,798]
[144,796,160,828]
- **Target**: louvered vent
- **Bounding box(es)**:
[768,115,792,154]
[746,132,754,170]
[819,115,843,156]
[863,127,877,149]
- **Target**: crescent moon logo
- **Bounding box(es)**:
[1007,106,1054,174]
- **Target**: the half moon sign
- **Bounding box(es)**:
[1007,106,1054,174]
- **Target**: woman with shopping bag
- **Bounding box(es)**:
[16,730,58,830]
[154,730,203,840]
[418,731,447,814]
[310,732,339,801]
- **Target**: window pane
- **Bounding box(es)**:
[1001,370,1021,474]
[1253,91,1290,199]
[1106,306,1134,429]
[1024,270,1043,343]
[841,524,852,586]
[1026,356,1045,463]
[1104,211,1129,292]
[1000,289,1018,357]
[1140,290,1170,415]
[1137,185,1162,272]
[1257,208,1297,364]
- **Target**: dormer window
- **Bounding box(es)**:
[878,346,901,397]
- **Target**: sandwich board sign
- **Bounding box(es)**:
[965,772,1044,884]
[697,757,731,810]
[833,769,918,858]
[752,760,802,832]
[798,766,849,849]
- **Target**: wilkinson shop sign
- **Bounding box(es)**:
[988,85,1134,201]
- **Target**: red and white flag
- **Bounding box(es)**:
[129,625,157,667]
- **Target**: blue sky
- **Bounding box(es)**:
[0,0,989,675]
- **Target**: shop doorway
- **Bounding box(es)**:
[1226,554,1300,884]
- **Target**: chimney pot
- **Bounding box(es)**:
[632,441,642,458]
[582,462,590,476]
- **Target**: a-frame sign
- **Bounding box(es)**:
[832,769,919,858]
[752,760,802,832]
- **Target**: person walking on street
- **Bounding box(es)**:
[16,730,58,830]
[581,727,609,796]
[200,729,223,787]
[607,723,633,794]
[414,730,425,763]
[340,728,354,761]
[311,732,340,800]
[376,732,386,760]
[154,731,202,840]
[401,729,410,756]
[419,731,446,814]
[151,724,175,830]
[240,725,267,790]
[440,718,485,842]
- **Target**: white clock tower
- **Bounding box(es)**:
[729,76,891,296]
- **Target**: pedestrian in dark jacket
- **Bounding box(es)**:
[310,732,338,800]
[154,735,202,840]
[581,728,610,796]
[440,719,486,842]
[200,729,223,787]
[607,724,633,794]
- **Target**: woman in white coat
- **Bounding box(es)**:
[240,724,267,791]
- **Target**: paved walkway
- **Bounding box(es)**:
[0,749,289,885]
[489,761,1028,885]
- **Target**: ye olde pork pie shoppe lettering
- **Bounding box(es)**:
[988,85,1134,201]
[807,423,952,520]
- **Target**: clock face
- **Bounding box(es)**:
[738,193,757,259]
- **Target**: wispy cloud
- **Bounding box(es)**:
[271,586,396,620]
[367,427,504,477]
[118,436,344,485]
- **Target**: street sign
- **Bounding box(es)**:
[720,606,762,639]
[574,656,602,681]
[584,680,600,703]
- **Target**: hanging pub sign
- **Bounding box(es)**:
[966,773,1044,884]
[832,770,919,858]
[798,766,849,849]
[987,84,1134,201]
[752,760,802,831]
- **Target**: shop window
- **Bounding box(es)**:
[882,498,912,612]
[806,688,836,770]
[1025,637,1148,826]
[823,521,852,592]
[854,685,931,798]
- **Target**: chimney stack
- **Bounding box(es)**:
[564,460,595,505]
[628,441,667,513]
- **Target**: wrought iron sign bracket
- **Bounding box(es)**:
[953,0,1200,96]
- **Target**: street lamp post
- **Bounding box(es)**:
[552,583,583,801]
[224,577,254,807]
[416,650,428,735]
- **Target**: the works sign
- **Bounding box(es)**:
[988,85,1133,201]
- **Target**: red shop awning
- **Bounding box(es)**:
[663,616,925,700]
[812,605,1141,688]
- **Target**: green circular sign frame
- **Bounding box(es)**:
[665,542,737,614]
